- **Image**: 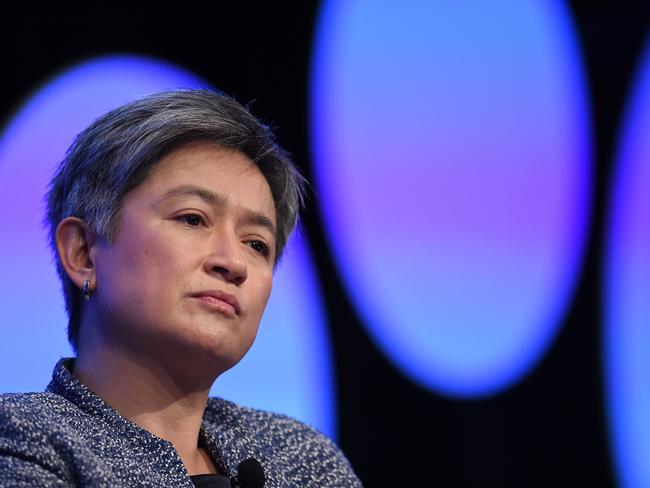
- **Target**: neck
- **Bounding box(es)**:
[73,334,219,474]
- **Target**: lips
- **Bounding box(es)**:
[192,290,241,316]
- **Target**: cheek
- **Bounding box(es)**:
[249,274,273,320]
[98,233,185,309]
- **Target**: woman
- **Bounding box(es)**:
[0,89,362,487]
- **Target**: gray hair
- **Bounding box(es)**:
[45,89,307,351]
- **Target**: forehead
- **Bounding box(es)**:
[131,141,276,222]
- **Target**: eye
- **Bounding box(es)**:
[179,214,204,227]
[248,240,270,257]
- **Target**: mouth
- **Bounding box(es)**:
[192,290,241,317]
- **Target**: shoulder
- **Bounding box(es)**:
[204,397,362,487]
[204,397,333,451]
[0,393,75,482]
[0,391,76,435]
[205,396,322,438]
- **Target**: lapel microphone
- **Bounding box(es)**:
[231,458,265,488]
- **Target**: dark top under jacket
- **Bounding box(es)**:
[189,473,232,488]
[0,358,362,487]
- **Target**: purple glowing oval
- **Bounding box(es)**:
[0,54,209,392]
[604,39,650,488]
[0,55,335,436]
[311,0,591,397]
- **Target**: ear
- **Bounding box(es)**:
[55,217,99,290]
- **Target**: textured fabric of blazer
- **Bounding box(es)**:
[0,358,362,487]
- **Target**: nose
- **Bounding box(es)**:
[203,230,248,286]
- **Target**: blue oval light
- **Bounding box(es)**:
[604,39,650,488]
[0,55,334,436]
[311,0,591,397]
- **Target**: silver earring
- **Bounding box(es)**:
[82,280,93,300]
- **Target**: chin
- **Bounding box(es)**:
[175,333,252,372]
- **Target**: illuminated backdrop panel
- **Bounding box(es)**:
[0,55,334,437]
[311,0,591,397]
[605,39,650,488]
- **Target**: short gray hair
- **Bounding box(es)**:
[45,89,307,351]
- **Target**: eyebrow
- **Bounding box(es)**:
[160,184,277,239]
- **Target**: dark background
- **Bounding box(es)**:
[1,3,649,486]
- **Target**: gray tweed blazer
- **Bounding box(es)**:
[0,359,362,487]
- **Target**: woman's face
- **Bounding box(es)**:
[90,141,276,375]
